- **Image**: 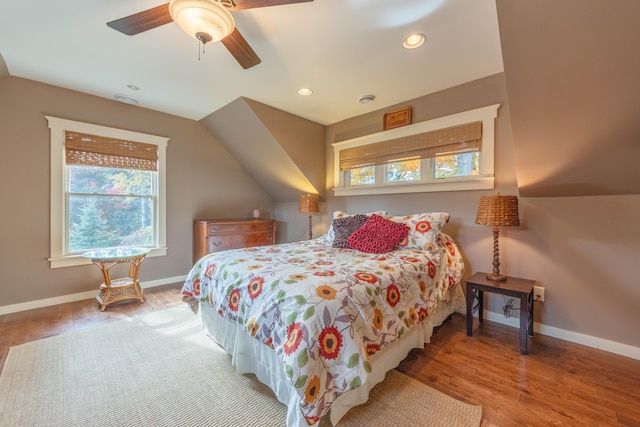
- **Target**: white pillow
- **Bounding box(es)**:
[385,212,450,251]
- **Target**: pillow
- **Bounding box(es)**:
[385,212,450,251]
[326,210,387,243]
[347,214,409,254]
[332,214,369,248]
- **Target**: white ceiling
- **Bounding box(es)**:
[0,0,504,125]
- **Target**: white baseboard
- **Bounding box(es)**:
[483,310,640,361]
[0,275,187,316]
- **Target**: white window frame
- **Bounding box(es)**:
[47,116,168,268]
[333,104,500,196]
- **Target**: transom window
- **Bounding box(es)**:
[333,104,499,196]
[47,117,168,268]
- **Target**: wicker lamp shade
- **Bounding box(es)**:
[298,194,319,214]
[299,194,319,240]
[476,193,520,281]
[475,194,520,227]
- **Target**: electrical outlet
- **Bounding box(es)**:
[534,285,545,302]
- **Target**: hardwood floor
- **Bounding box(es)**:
[1,284,639,426]
[398,316,640,427]
[0,283,185,372]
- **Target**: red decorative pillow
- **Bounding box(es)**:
[347,214,409,254]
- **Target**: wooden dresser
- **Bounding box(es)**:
[193,218,277,264]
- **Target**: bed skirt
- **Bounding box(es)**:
[197,284,465,427]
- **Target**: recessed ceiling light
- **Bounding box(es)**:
[403,33,426,49]
[114,94,138,105]
[126,84,140,91]
[297,87,313,96]
[359,94,376,104]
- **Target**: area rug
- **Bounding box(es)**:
[0,305,482,427]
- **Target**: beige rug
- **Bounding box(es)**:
[0,305,482,427]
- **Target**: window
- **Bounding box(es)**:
[47,117,168,268]
[333,104,499,196]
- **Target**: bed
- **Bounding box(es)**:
[181,211,465,426]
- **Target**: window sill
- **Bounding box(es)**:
[333,176,494,197]
[49,247,168,269]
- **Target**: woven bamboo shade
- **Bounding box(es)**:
[339,121,482,170]
[65,131,158,171]
[475,194,520,227]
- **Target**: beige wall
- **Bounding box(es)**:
[277,73,640,351]
[3,70,639,353]
[0,76,274,307]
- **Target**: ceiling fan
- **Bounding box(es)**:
[107,0,313,69]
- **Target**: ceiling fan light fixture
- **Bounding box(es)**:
[169,0,235,44]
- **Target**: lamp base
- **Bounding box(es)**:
[486,273,507,282]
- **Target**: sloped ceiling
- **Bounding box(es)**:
[200,97,325,202]
[496,0,640,197]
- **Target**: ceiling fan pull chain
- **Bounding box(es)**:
[197,39,207,60]
[195,32,212,61]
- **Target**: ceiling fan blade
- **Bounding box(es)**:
[107,3,173,36]
[225,0,313,11]
[221,28,261,69]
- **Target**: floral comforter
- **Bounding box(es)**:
[181,233,464,424]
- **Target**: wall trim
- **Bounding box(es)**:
[0,275,187,316]
[484,310,640,361]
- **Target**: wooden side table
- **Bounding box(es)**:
[465,272,536,355]
[82,247,149,311]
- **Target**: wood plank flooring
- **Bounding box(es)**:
[1,283,639,426]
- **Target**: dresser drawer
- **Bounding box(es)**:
[208,221,274,235]
[208,231,274,252]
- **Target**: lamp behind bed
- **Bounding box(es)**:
[298,193,319,240]
[475,193,520,281]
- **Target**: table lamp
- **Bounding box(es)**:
[475,193,520,281]
[298,194,319,240]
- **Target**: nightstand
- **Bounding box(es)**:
[465,272,536,355]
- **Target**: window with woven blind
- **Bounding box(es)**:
[47,117,169,268]
[333,104,499,196]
